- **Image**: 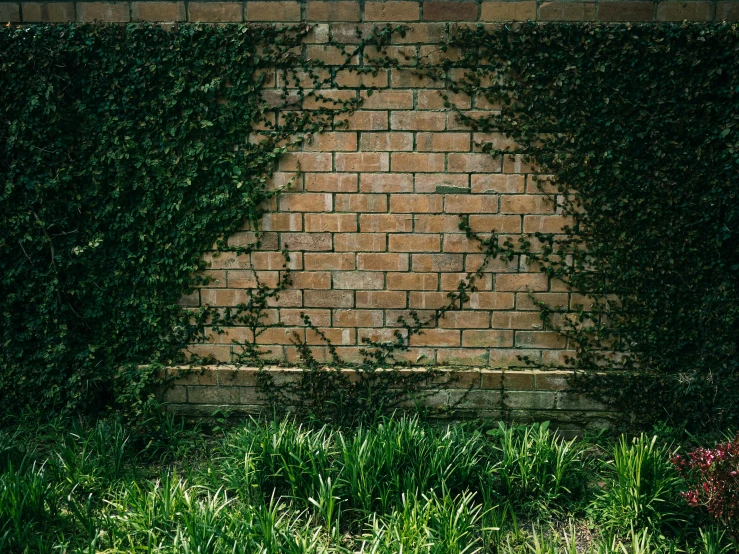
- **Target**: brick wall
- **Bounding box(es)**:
[3,1,738,24]
[10,0,730,425]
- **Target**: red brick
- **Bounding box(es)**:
[523,215,573,233]
[337,111,389,130]
[360,132,413,152]
[500,194,555,214]
[539,2,596,21]
[480,1,536,20]
[278,193,332,212]
[448,153,502,173]
[414,215,463,233]
[390,69,444,89]
[0,3,20,21]
[306,327,356,345]
[468,292,515,310]
[415,174,469,193]
[304,213,357,233]
[304,290,354,308]
[438,311,490,329]
[437,349,489,366]
[279,233,332,252]
[360,173,413,193]
[335,194,388,212]
[188,2,241,21]
[306,1,360,21]
[246,1,301,21]
[409,291,451,309]
[356,291,408,308]
[385,309,436,327]
[515,331,567,349]
[423,1,478,20]
[281,308,331,326]
[77,2,129,22]
[131,2,185,21]
[304,132,358,152]
[390,194,443,213]
[334,233,387,251]
[333,271,385,290]
[417,90,471,110]
[365,1,420,20]
[412,253,463,272]
[392,153,445,173]
[471,174,525,194]
[598,1,654,21]
[391,111,446,131]
[516,292,569,311]
[492,311,545,329]
[227,270,278,288]
[305,173,358,193]
[304,253,355,270]
[656,1,712,21]
[290,272,332,290]
[463,330,514,348]
[360,90,414,110]
[22,2,74,21]
[389,234,441,252]
[489,349,538,367]
[387,273,438,290]
[334,309,383,327]
[417,133,471,152]
[335,152,389,172]
[468,214,521,233]
[303,90,358,110]
[445,194,498,213]
[410,329,461,347]
[442,234,485,253]
[279,153,332,172]
[360,214,413,232]
[495,273,548,292]
[358,253,410,271]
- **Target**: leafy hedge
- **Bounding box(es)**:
[442,22,739,431]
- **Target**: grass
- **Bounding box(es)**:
[0,413,734,553]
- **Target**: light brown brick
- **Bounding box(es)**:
[279,233,332,252]
[492,311,545,330]
[717,1,739,20]
[515,331,567,349]
[468,214,521,233]
[448,153,502,173]
[410,329,460,347]
[22,2,74,21]
[417,90,471,110]
[392,22,446,43]
[246,1,301,21]
[77,2,129,22]
[334,69,389,88]
[391,111,446,131]
[387,273,438,290]
[414,215,464,234]
[391,153,445,172]
[333,271,385,290]
[281,308,331,326]
[356,291,408,308]
[358,253,410,271]
[598,1,654,21]
[360,132,413,152]
[480,1,536,20]
[423,1,477,20]
[305,173,358,193]
[412,253,463,272]
[334,233,387,251]
[468,292,515,310]
[334,309,384,327]
[304,253,355,270]
[416,173,469,193]
[360,173,414,193]
[361,214,414,232]
[290,272,332,290]
[463,330,514,348]
[438,311,490,329]
[417,133,471,152]
[278,193,332,212]
[437,349,489,366]
[337,111,389,130]
[305,213,357,233]
[132,2,185,21]
[495,273,548,292]
[390,194,443,213]
[539,2,596,21]
[278,153,332,172]
[389,234,440,252]
[304,132,358,152]
[523,215,573,233]
[445,194,499,213]
[335,194,388,213]
[471,174,525,194]
[360,90,414,110]
[306,1,360,21]
[303,89,358,109]
[365,1,420,20]
[656,1,712,21]
[188,2,241,21]
[305,290,354,308]
[0,3,20,21]
[500,194,555,214]
[335,152,389,172]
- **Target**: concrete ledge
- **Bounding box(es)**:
[161,365,616,433]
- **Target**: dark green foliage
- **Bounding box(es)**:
[0,24,346,418]
[441,23,739,432]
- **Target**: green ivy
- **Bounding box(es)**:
[438,22,739,431]
[0,23,351,418]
